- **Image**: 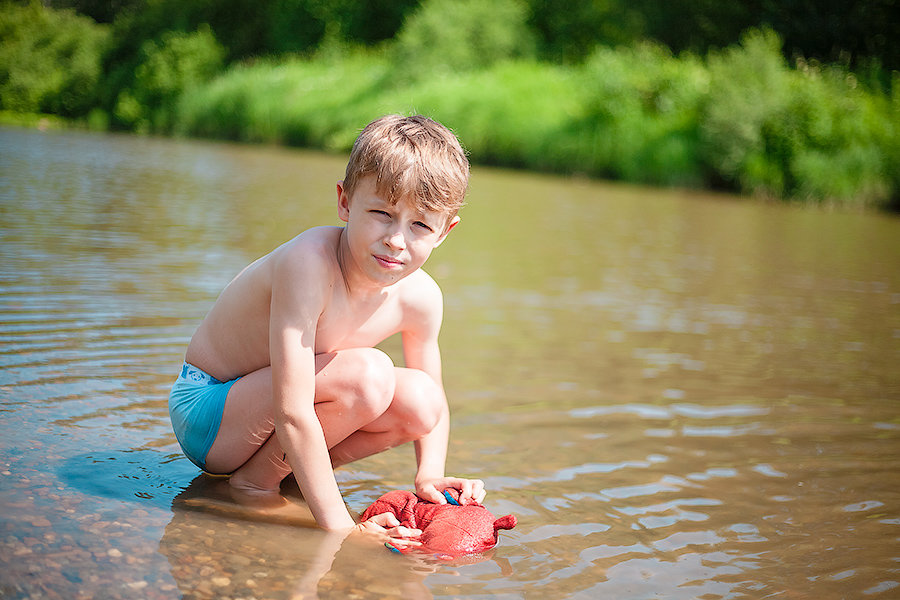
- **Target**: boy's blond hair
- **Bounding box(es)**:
[343,114,469,217]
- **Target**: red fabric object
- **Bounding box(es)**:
[360,490,516,558]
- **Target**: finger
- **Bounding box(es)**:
[419,486,445,504]
[386,536,422,549]
[368,512,400,528]
[389,526,422,539]
[457,479,475,504]
[462,479,485,505]
[471,479,486,504]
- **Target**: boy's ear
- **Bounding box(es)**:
[434,215,460,248]
[336,181,350,222]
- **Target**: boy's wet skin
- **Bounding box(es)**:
[169,115,485,544]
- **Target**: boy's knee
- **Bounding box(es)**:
[347,348,396,416]
[395,369,444,438]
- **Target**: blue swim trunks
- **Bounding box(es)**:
[169,363,240,471]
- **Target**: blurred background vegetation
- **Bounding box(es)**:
[1,0,898,209]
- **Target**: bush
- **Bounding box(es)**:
[575,43,708,185]
[173,36,899,207]
[700,29,895,207]
[525,0,645,63]
[392,0,535,77]
[699,29,792,196]
[0,2,109,116]
[391,61,584,171]
[164,29,900,209]
[113,25,224,133]
[786,62,892,206]
[174,52,391,148]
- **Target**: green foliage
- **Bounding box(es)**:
[54,0,900,71]
[576,43,708,185]
[397,61,584,171]
[173,28,899,209]
[174,52,392,148]
[96,0,418,126]
[888,75,900,209]
[785,64,893,206]
[525,0,899,72]
[113,25,224,133]
[100,0,416,63]
[4,3,898,208]
[392,0,535,76]
[700,29,791,195]
[525,0,645,63]
[700,29,895,207]
[0,2,109,116]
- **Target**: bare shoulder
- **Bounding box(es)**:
[270,226,342,277]
[401,268,444,307]
[278,226,342,260]
[263,226,346,319]
[398,269,444,332]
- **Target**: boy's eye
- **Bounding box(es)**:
[414,221,434,232]
[371,210,391,218]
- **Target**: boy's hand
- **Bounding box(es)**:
[416,477,486,506]
[353,512,422,550]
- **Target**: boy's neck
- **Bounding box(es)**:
[335,227,393,301]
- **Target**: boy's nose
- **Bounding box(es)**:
[385,229,406,250]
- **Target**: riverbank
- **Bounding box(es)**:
[165,35,900,211]
[2,2,897,210]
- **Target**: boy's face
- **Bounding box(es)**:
[337,175,459,286]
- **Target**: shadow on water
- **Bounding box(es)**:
[57,451,198,511]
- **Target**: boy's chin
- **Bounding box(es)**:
[368,258,426,283]
[365,265,412,286]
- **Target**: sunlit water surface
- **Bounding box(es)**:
[1,126,899,599]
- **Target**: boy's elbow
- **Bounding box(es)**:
[275,404,319,434]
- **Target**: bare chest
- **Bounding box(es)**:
[314,291,404,353]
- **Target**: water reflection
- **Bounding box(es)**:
[1,126,899,598]
[162,476,422,599]
[157,473,520,599]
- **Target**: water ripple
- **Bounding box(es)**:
[570,402,768,420]
[515,523,611,543]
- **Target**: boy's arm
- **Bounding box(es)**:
[402,279,485,506]
[269,251,355,530]
[404,328,449,485]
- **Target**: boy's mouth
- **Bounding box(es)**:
[373,254,404,268]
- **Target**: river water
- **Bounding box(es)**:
[1,125,898,599]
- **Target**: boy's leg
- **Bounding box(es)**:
[328,367,444,468]
[204,352,445,494]
[225,366,443,494]
[206,348,394,473]
[204,347,396,478]
[225,366,443,493]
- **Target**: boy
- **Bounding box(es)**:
[169,115,485,542]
